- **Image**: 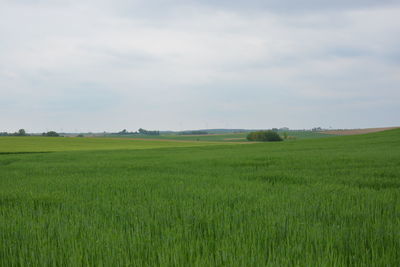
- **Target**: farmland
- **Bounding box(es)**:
[0,137,224,153]
[103,130,335,142]
[1,129,400,266]
[321,127,400,136]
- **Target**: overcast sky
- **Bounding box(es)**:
[1,0,399,132]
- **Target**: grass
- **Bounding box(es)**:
[0,129,399,266]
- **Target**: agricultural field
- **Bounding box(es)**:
[103,130,335,142]
[1,129,400,266]
[0,137,223,153]
[104,133,249,142]
[321,127,400,136]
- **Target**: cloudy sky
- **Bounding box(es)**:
[1,0,399,132]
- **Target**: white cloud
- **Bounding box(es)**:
[0,1,399,131]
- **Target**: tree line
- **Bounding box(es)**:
[111,128,160,136]
[0,129,28,136]
[0,129,60,137]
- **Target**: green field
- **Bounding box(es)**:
[103,130,334,142]
[1,129,399,266]
[0,137,224,153]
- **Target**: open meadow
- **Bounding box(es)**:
[0,129,399,266]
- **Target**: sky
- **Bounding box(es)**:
[1,0,399,132]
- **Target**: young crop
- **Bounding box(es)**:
[0,129,399,266]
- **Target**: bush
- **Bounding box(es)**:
[247,130,283,142]
[42,131,60,137]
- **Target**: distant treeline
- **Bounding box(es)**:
[138,128,160,135]
[178,131,208,135]
[42,131,60,137]
[0,129,28,136]
[0,129,62,137]
[111,128,160,136]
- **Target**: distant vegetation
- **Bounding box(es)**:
[247,130,283,142]
[138,128,160,136]
[312,127,323,131]
[42,131,60,137]
[114,129,137,135]
[111,128,160,136]
[0,129,28,136]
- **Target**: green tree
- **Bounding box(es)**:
[18,129,26,136]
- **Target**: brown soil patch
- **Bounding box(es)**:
[320,127,399,136]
